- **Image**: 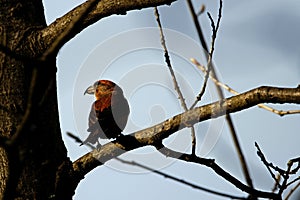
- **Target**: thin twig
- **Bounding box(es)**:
[257,105,300,116]
[115,157,247,200]
[194,58,300,115]
[279,162,293,195]
[154,7,197,155]
[191,58,300,116]
[286,177,300,188]
[190,127,197,155]
[289,157,300,174]
[186,0,208,58]
[279,158,300,195]
[271,173,281,192]
[255,142,283,187]
[254,143,300,197]
[154,7,188,111]
[187,0,255,190]
[66,132,95,150]
[190,0,222,109]
[185,0,222,154]
[284,181,300,200]
[196,4,206,16]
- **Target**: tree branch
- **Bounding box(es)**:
[115,157,247,199]
[284,181,300,200]
[191,58,300,116]
[156,146,280,199]
[39,0,177,53]
[39,0,101,61]
[72,86,300,189]
[186,0,255,190]
[255,142,284,186]
[153,6,199,156]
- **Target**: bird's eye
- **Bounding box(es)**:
[93,82,99,87]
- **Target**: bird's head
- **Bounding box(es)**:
[84,80,118,99]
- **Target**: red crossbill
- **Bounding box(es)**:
[82,80,129,147]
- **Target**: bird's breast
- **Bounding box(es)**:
[94,95,112,112]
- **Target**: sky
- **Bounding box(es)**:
[42,0,300,199]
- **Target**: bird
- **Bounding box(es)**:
[81,80,130,147]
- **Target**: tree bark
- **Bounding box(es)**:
[0,0,67,199]
[0,0,177,199]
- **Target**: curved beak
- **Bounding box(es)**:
[84,85,95,95]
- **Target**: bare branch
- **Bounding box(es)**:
[39,0,101,61]
[255,142,283,187]
[66,132,95,149]
[154,7,198,155]
[156,146,280,199]
[186,0,208,58]
[186,0,255,190]
[196,4,206,16]
[190,0,223,109]
[39,0,177,56]
[284,181,300,200]
[187,0,223,156]
[286,177,300,188]
[280,157,300,195]
[255,143,300,198]
[271,174,281,192]
[154,7,188,111]
[186,0,223,157]
[115,157,247,199]
[72,86,300,189]
[68,131,243,198]
[288,157,300,175]
[192,58,300,116]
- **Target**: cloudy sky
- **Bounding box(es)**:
[43,0,300,199]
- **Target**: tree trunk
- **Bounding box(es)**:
[0,1,68,199]
[0,0,179,199]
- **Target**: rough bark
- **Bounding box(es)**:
[0,0,178,199]
[0,0,67,199]
[41,0,177,50]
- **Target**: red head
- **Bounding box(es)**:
[84,80,122,100]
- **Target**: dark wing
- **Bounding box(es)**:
[98,90,129,139]
[82,102,106,145]
[110,88,130,132]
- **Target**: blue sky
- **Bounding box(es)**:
[43,0,300,199]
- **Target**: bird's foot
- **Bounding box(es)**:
[95,141,102,149]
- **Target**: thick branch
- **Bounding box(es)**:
[39,0,177,51]
[72,86,300,187]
